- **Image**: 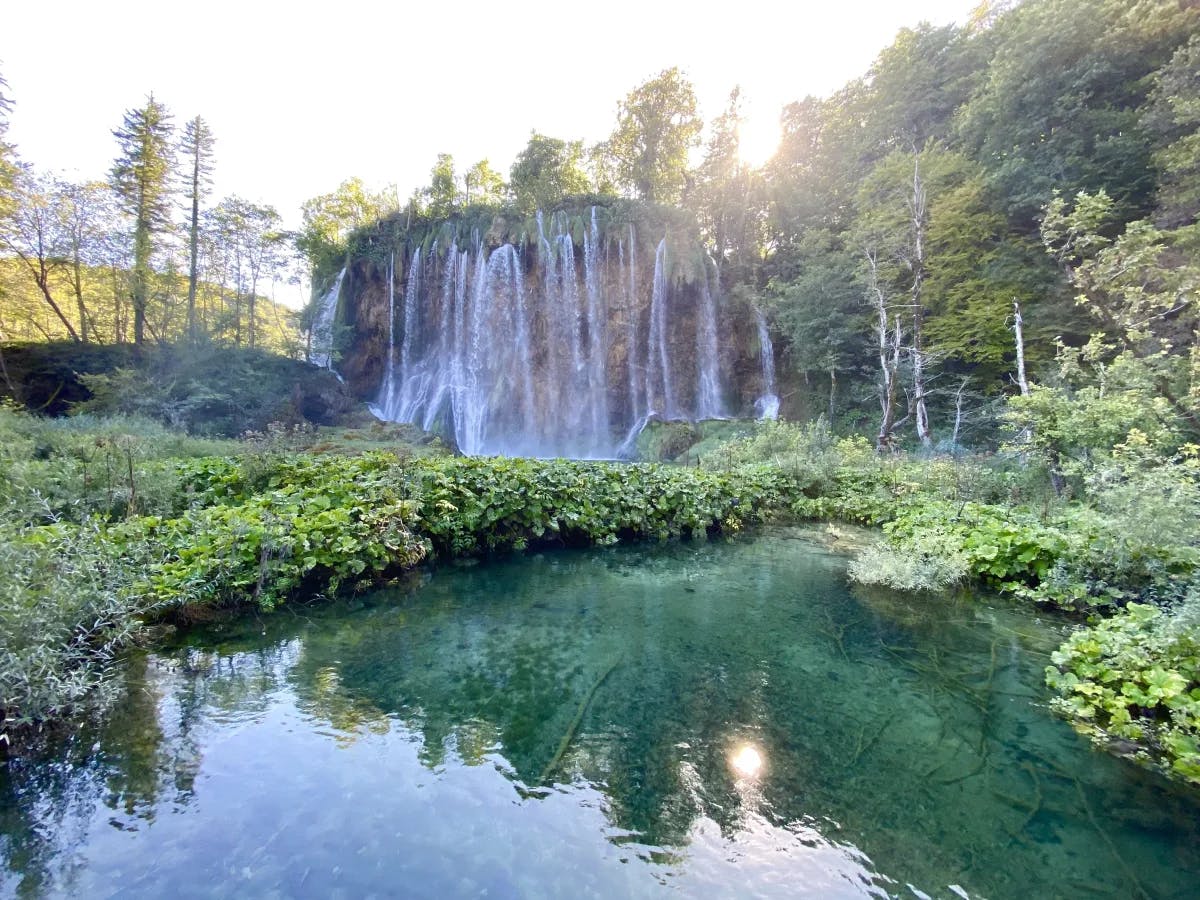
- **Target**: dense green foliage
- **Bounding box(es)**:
[0,406,795,738]
[1047,601,1200,783]
[4,400,1200,785]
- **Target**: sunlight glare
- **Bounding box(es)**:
[738,115,781,169]
[730,744,764,779]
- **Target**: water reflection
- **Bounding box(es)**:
[2,528,1199,899]
[730,744,765,780]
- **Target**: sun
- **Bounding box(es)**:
[738,115,781,169]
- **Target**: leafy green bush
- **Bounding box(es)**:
[94,452,799,615]
[0,522,158,735]
[1047,600,1200,784]
[408,456,792,556]
[705,418,847,488]
[135,460,427,611]
[71,344,360,436]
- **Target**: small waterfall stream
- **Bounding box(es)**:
[377,255,398,413]
[646,238,677,419]
[310,267,346,370]
[695,265,726,420]
[754,307,780,420]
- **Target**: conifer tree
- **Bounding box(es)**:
[110,94,175,346]
[180,115,215,341]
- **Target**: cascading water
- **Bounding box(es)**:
[695,266,726,420]
[754,307,780,420]
[623,225,642,424]
[376,255,398,414]
[395,247,424,420]
[370,209,740,457]
[646,238,678,419]
[310,267,346,370]
[583,208,609,447]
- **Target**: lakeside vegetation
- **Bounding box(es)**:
[1,0,1199,808]
[1,396,1197,786]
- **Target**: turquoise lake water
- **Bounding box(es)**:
[2,526,1198,898]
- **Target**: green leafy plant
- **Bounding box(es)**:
[1047,599,1200,784]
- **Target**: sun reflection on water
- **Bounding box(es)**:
[730,743,764,779]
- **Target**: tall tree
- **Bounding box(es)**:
[0,69,15,224]
[210,197,283,348]
[464,159,505,206]
[509,132,589,213]
[298,177,390,276]
[179,116,215,341]
[58,179,117,343]
[691,88,761,281]
[607,68,702,204]
[426,153,458,218]
[110,95,175,346]
[0,169,80,340]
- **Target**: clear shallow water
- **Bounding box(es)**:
[3,527,1199,899]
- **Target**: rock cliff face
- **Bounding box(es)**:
[324,201,772,456]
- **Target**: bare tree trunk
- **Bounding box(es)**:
[1013,299,1030,397]
[248,272,259,349]
[828,367,837,419]
[33,269,81,341]
[909,156,932,449]
[71,256,89,343]
[9,251,81,341]
[952,376,968,446]
[0,343,19,402]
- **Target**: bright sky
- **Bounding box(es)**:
[3,0,977,303]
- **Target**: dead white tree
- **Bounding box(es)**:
[951,376,970,447]
[867,249,902,451]
[1012,299,1030,397]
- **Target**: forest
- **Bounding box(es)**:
[2,0,1200,895]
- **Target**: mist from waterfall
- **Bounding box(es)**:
[372,209,732,457]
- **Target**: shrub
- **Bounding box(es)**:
[0,522,158,737]
[848,530,970,592]
[1047,598,1200,784]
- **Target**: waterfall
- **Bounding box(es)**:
[395,247,424,420]
[377,255,398,414]
[371,212,734,458]
[646,238,678,418]
[309,267,346,370]
[754,307,780,420]
[623,225,642,423]
[417,241,460,431]
[695,265,726,420]
[583,207,609,449]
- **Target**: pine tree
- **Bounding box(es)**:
[180,115,215,341]
[110,94,175,346]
